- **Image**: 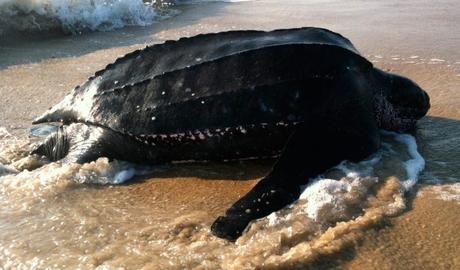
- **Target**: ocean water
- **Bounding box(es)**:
[0,0,160,34]
[0,0,250,34]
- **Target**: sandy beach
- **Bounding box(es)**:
[0,0,459,269]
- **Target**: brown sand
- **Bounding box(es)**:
[1,0,459,269]
[344,189,460,270]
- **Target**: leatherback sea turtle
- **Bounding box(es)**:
[32,27,430,240]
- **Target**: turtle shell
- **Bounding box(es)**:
[34,27,373,136]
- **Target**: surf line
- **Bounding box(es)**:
[382,130,425,191]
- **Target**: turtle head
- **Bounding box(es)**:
[372,69,430,132]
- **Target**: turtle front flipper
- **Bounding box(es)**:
[211,175,300,240]
[211,125,313,240]
[211,67,382,240]
[211,121,380,240]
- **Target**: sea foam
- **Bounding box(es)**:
[0,0,253,34]
[298,131,425,222]
[386,131,425,190]
[0,0,159,33]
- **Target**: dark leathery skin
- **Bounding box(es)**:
[31,27,430,240]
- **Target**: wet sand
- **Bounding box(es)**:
[1,0,459,269]
[344,190,460,270]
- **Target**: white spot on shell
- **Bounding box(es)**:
[151,116,156,121]
[205,130,213,137]
[260,103,268,112]
[201,100,205,104]
[161,91,166,95]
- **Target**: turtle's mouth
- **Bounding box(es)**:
[374,95,424,132]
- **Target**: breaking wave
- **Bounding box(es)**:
[0,0,164,34]
[0,0,252,35]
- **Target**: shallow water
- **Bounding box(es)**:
[0,0,459,269]
[0,129,424,269]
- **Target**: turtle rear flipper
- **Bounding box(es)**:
[32,126,70,162]
[32,123,156,164]
[32,123,115,164]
